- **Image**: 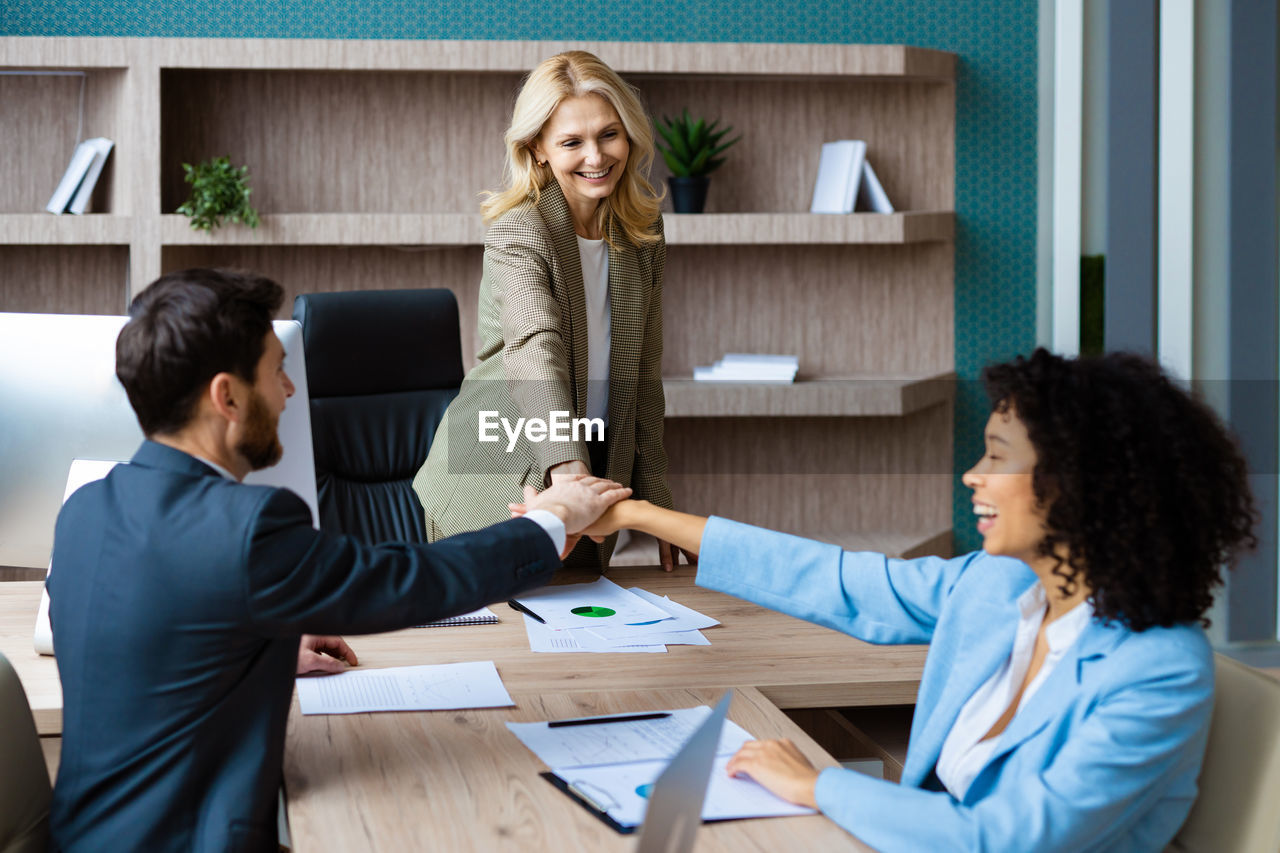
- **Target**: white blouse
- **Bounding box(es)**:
[576,234,611,425]
[934,582,1093,800]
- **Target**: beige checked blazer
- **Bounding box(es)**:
[412,181,673,567]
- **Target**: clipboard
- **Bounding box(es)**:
[540,772,636,835]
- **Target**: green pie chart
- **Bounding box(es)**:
[570,605,617,618]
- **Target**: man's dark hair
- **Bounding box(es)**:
[116,268,284,436]
[982,348,1257,631]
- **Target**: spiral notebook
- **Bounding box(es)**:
[418,607,499,628]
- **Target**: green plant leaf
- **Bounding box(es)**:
[177,155,261,232]
[661,148,690,177]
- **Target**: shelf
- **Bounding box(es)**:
[663,212,953,245]
[156,212,953,247]
[0,39,955,81]
[159,213,486,246]
[661,373,955,418]
[0,214,133,245]
[609,526,951,567]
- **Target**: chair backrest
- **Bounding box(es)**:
[1168,654,1280,853]
[0,652,51,853]
[292,289,464,545]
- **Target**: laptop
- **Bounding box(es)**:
[634,691,732,853]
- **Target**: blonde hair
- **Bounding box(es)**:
[481,51,662,247]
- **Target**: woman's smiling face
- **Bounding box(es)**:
[532,93,629,221]
[961,406,1051,564]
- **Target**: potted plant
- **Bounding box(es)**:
[176,156,261,232]
[654,110,740,214]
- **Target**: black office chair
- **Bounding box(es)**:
[292,289,464,544]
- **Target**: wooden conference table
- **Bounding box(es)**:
[0,568,928,850]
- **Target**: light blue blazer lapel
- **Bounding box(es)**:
[960,617,1128,804]
[902,595,1022,788]
[537,182,590,416]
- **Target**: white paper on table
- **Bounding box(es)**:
[577,628,709,649]
[296,661,514,714]
[506,706,754,769]
[514,576,673,629]
[582,589,720,640]
[554,754,816,827]
[522,614,666,654]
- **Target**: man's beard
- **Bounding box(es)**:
[237,390,283,471]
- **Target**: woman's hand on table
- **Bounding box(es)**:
[724,738,821,809]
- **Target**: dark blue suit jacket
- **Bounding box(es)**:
[47,441,560,852]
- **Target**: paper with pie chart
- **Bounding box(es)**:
[296,660,514,714]
[512,576,673,629]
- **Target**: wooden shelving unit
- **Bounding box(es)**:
[1,36,957,559]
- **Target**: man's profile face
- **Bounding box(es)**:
[238,331,294,471]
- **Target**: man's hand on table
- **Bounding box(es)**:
[297,634,358,675]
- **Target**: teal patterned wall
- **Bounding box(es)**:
[3,0,1039,553]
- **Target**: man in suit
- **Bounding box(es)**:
[47,268,630,852]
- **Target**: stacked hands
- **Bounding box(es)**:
[511,473,697,569]
[511,478,820,810]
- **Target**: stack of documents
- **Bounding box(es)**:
[507,705,815,827]
[693,353,798,383]
[516,577,719,654]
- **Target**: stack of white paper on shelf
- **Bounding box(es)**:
[516,577,720,654]
[693,353,799,383]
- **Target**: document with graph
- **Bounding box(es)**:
[296,660,514,714]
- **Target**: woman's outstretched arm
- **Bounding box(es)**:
[581,499,707,555]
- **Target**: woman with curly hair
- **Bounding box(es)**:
[522,348,1257,851]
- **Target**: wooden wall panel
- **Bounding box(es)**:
[0,70,125,214]
[160,245,487,369]
[663,243,954,377]
[160,71,521,215]
[664,401,953,534]
[0,246,129,314]
[635,77,955,212]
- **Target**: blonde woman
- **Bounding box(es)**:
[413,51,686,570]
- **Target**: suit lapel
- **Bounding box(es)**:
[960,616,1128,803]
[605,216,643,478]
[537,182,589,416]
[903,596,1022,787]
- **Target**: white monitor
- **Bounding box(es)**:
[0,313,319,569]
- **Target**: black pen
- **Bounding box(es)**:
[548,712,672,728]
[508,599,546,624]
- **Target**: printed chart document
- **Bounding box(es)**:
[297,660,514,715]
[522,614,666,654]
[513,576,673,629]
[507,705,815,827]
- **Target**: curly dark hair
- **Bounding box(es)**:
[981,348,1257,631]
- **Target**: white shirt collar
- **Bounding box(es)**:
[197,457,239,482]
[1015,580,1094,652]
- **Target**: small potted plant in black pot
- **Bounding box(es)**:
[655,110,739,213]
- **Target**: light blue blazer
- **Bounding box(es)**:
[697,518,1213,853]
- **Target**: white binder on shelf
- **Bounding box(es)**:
[67,138,115,215]
[809,140,866,214]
